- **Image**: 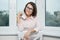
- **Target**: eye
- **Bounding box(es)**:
[26,6,33,10]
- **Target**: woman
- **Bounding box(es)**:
[17,2,42,40]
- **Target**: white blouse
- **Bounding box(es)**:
[17,16,43,40]
[18,16,42,32]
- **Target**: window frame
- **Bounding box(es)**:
[44,0,60,37]
[0,0,17,35]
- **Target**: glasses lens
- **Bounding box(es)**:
[27,7,33,10]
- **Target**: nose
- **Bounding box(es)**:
[26,8,30,12]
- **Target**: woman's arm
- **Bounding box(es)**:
[24,29,36,37]
[27,29,37,34]
[23,28,37,40]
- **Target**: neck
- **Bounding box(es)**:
[26,16,32,19]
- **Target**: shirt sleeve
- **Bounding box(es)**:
[34,18,43,32]
[17,20,24,32]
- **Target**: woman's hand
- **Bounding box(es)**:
[17,12,22,23]
[17,12,22,17]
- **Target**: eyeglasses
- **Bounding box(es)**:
[26,6,33,11]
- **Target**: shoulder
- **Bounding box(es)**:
[33,17,38,21]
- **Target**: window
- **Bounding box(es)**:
[0,0,9,26]
[45,0,60,27]
[0,0,17,35]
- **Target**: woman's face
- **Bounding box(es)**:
[25,4,33,17]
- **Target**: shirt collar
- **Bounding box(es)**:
[22,14,34,20]
[25,16,34,20]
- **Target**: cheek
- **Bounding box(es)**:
[25,9,29,13]
[25,9,28,14]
